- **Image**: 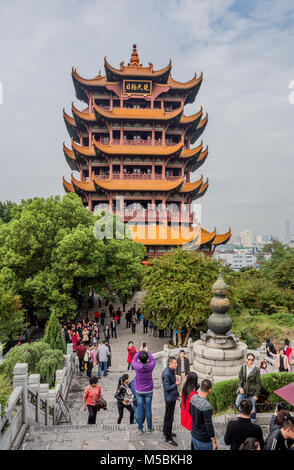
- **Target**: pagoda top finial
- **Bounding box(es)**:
[128,44,141,66]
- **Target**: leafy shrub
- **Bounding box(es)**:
[36,349,65,387]
[0,343,32,379]
[0,341,51,380]
[0,373,12,416]
[208,379,238,412]
[261,372,294,404]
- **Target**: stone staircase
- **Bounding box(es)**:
[19,291,271,450]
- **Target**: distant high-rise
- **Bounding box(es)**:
[285,220,290,244]
[240,230,254,247]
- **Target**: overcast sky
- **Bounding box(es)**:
[0,0,293,238]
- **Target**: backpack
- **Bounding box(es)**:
[84,349,90,362]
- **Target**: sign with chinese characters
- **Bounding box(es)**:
[123,80,152,95]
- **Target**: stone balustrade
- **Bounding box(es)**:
[0,343,76,450]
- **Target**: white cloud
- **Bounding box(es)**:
[0,0,293,237]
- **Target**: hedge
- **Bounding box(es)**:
[208,372,294,412]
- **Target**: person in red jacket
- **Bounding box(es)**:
[127,341,137,371]
[284,339,292,363]
[181,372,199,450]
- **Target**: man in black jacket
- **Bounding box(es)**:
[224,399,264,450]
[264,416,294,450]
[162,356,179,446]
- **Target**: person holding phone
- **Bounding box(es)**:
[132,343,156,434]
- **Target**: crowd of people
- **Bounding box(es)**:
[59,298,293,451]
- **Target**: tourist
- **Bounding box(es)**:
[127,341,136,370]
[103,324,111,342]
[131,313,137,333]
[270,407,291,433]
[176,350,190,397]
[82,326,89,345]
[93,324,99,345]
[284,339,292,363]
[132,344,156,434]
[153,324,158,337]
[76,341,87,372]
[110,318,117,339]
[77,322,83,339]
[84,344,96,379]
[125,310,132,329]
[97,294,102,308]
[180,372,199,450]
[116,307,122,325]
[115,374,135,424]
[158,327,164,338]
[162,356,179,446]
[94,310,100,325]
[100,309,106,326]
[264,416,294,450]
[96,340,110,379]
[71,330,79,352]
[269,406,294,449]
[109,303,114,318]
[130,377,139,424]
[259,360,268,375]
[276,348,291,372]
[105,340,111,372]
[83,376,101,425]
[148,319,153,336]
[143,317,149,334]
[235,353,261,423]
[238,438,261,450]
[224,399,264,450]
[189,379,218,451]
[136,308,141,323]
[265,337,276,359]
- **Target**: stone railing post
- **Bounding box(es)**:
[187,338,194,364]
[28,374,40,423]
[39,384,49,402]
[13,363,28,425]
[55,369,64,396]
[162,344,169,371]
[66,343,73,356]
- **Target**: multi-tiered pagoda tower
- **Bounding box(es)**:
[63,45,231,257]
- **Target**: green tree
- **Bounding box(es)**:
[0,194,145,323]
[0,200,17,223]
[0,274,25,343]
[43,311,66,354]
[142,248,220,346]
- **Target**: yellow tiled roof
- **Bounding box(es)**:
[93,103,183,121]
[168,73,203,90]
[104,57,172,78]
[93,140,183,156]
[93,176,184,192]
[63,176,74,193]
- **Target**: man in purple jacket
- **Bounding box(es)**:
[132,344,156,434]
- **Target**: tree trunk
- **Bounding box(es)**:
[183,327,192,347]
[177,329,182,347]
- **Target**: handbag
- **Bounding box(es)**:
[97,395,107,411]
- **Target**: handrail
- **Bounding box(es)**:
[0,386,23,433]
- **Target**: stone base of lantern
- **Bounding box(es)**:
[192,339,247,383]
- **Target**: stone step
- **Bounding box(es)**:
[20,422,230,450]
